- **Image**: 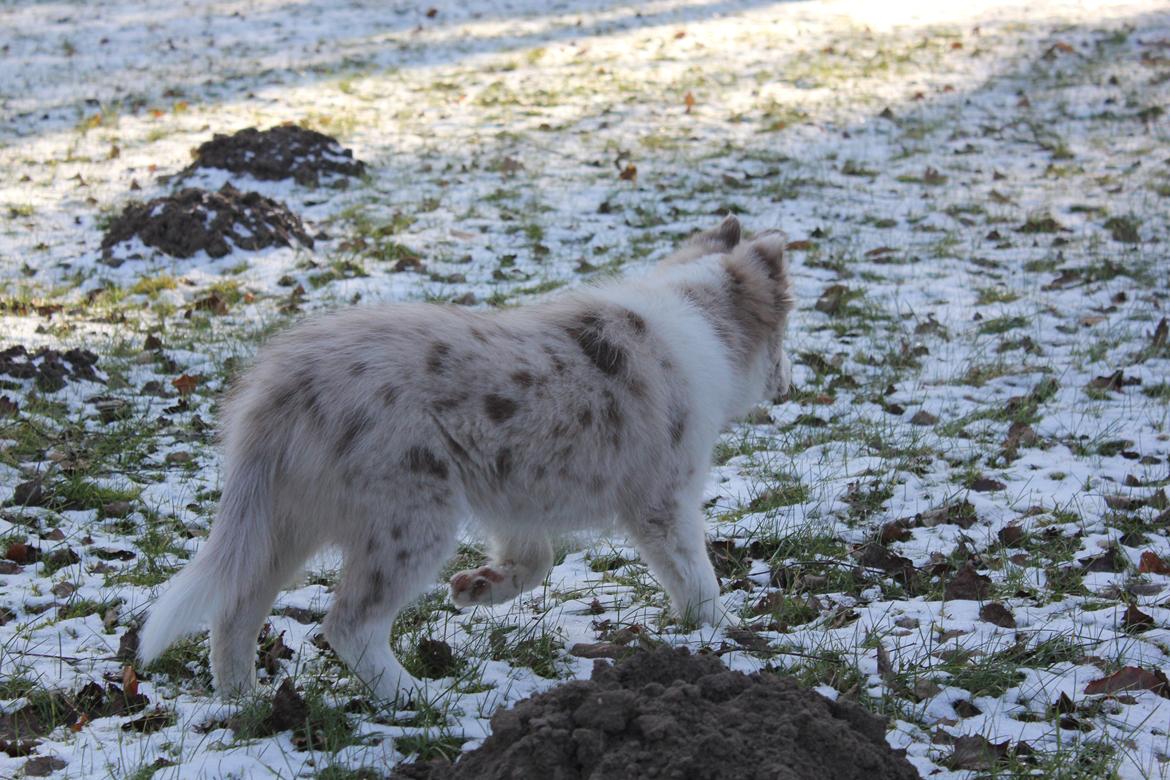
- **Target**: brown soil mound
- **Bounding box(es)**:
[188,125,366,186]
[396,647,919,780]
[101,184,313,262]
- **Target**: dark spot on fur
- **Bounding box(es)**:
[495,447,513,480]
[405,446,448,479]
[380,383,399,407]
[589,475,606,492]
[624,310,647,335]
[511,370,534,387]
[432,395,465,412]
[542,344,567,373]
[628,378,647,399]
[567,314,626,376]
[397,549,411,563]
[334,410,371,458]
[391,525,404,541]
[360,570,386,614]
[602,390,623,431]
[484,393,518,422]
[670,409,687,446]
[534,465,546,480]
[470,327,488,343]
[349,361,368,376]
[577,407,593,427]
[426,341,450,373]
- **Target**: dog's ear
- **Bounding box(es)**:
[743,233,787,284]
[732,233,794,315]
[701,214,741,251]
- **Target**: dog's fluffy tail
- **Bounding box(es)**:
[138,457,272,668]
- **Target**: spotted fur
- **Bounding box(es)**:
[138,215,795,704]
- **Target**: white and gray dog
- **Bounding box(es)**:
[138,216,795,701]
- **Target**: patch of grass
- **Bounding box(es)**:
[394,732,467,763]
[488,624,568,680]
[128,275,178,297]
[978,315,1029,335]
[145,636,210,682]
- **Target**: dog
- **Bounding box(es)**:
[138,216,795,701]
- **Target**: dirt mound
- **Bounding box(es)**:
[396,647,918,780]
[188,125,366,186]
[0,345,100,392]
[101,184,313,262]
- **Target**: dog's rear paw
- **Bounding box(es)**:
[449,565,509,607]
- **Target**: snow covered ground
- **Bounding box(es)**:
[2,0,1169,776]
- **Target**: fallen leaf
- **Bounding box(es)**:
[121,708,174,734]
[1122,604,1155,633]
[969,477,1007,492]
[946,735,1010,770]
[912,677,941,701]
[1139,551,1170,575]
[998,525,1026,547]
[684,91,695,113]
[979,602,1016,628]
[416,638,457,678]
[953,699,982,718]
[909,409,938,426]
[23,756,67,777]
[917,500,978,529]
[268,678,309,732]
[618,163,637,181]
[944,562,991,601]
[192,292,229,315]
[1079,547,1124,573]
[880,521,912,544]
[121,665,139,698]
[1085,666,1170,698]
[4,542,39,564]
[171,374,199,396]
[814,284,850,315]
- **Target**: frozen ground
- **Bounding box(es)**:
[1,0,1169,777]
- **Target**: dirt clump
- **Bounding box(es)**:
[395,646,917,780]
[101,184,313,262]
[187,125,366,186]
[0,345,100,392]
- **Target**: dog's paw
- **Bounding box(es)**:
[449,565,509,607]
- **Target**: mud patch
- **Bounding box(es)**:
[396,647,917,780]
[101,184,313,262]
[187,125,366,186]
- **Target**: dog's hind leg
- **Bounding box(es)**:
[209,518,319,696]
[449,532,553,607]
[325,506,457,703]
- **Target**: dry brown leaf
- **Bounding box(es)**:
[1085,666,1170,698]
[1139,551,1170,575]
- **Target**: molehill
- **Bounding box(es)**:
[187,125,366,186]
[395,646,918,780]
[101,184,313,261]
